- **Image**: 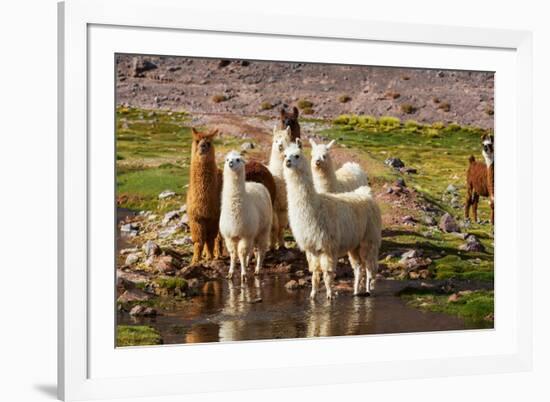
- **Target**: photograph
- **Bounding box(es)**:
[115,54,495,347]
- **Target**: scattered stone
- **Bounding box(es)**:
[142,240,161,257]
[158,225,180,239]
[249,298,263,304]
[395,178,406,188]
[129,305,157,316]
[116,270,149,290]
[158,190,176,200]
[117,288,152,303]
[162,210,180,225]
[418,269,430,279]
[459,235,485,252]
[399,167,417,174]
[424,216,437,226]
[402,257,432,271]
[401,215,416,225]
[400,249,423,261]
[439,213,460,233]
[172,236,193,246]
[120,223,139,236]
[187,278,201,289]
[447,293,460,303]
[285,280,299,290]
[132,58,157,77]
[240,142,255,151]
[218,59,231,68]
[294,270,305,277]
[384,157,405,169]
[119,247,139,255]
[446,184,457,193]
[124,253,140,266]
[154,255,180,275]
[298,278,308,287]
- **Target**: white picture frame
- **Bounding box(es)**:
[58,0,533,400]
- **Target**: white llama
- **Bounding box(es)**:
[268,126,292,248]
[220,151,273,279]
[283,140,382,299]
[309,138,369,193]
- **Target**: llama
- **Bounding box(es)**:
[186,128,224,264]
[220,151,273,279]
[309,138,369,193]
[280,106,301,140]
[268,126,293,248]
[465,134,494,224]
[283,140,382,299]
[481,134,494,224]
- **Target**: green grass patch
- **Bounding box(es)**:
[155,277,188,291]
[116,325,162,347]
[403,290,494,325]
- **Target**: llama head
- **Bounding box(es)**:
[283,139,306,171]
[272,125,292,155]
[481,134,494,165]
[280,106,300,138]
[191,128,218,160]
[309,138,335,170]
[224,151,246,176]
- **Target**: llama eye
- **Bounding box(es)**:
[294,155,299,159]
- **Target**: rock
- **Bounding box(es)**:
[459,235,485,252]
[439,213,460,233]
[400,249,423,261]
[124,253,140,266]
[384,157,405,169]
[409,271,420,279]
[179,264,206,280]
[179,204,187,213]
[447,293,460,303]
[119,247,139,255]
[129,305,157,316]
[158,225,180,239]
[401,215,416,225]
[240,142,255,151]
[162,210,180,225]
[395,178,406,188]
[446,184,457,193]
[172,236,193,246]
[177,214,189,229]
[218,59,231,68]
[402,257,432,271]
[399,167,417,174]
[285,280,299,290]
[295,270,305,277]
[154,255,180,274]
[116,270,149,290]
[132,58,157,77]
[120,223,139,235]
[418,269,430,279]
[117,288,152,303]
[158,190,176,200]
[249,298,263,304]
[142,240,161,257]
[298,278,308,287]
[424,216,437,226]
[187,278,201,289]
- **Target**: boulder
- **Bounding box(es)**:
[439,213,460,233]
[117,288,152,303]
[142,240,161,257]
[154,255,180,275]
[285,280,299,290]
[459,235,485,252]
[129,305,157,316]
[162,210,180,225]
[158,190,176,200]
[240,142,255,151]
[124,253,140,266]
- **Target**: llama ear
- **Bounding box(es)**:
[296,138,303,149]
[327,140,336,149]
[308,138,317,148]
[293,106,299,118]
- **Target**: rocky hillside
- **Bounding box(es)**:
[116,55,494,129]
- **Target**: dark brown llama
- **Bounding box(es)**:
[280,106,301,140]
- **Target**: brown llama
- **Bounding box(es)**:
[465,134,494,224]
[245,161,277,206]
[187,128,224,264]
[280,106,301,140]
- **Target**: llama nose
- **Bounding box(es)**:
[229,161,234,168]
[315,159,321,166]
[285,159,291,168]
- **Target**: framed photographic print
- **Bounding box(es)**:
[58,0,533,400]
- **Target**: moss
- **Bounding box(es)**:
[116,325,162,347]
[403,290,494,325]
[155,277,188,291]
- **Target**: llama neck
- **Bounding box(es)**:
[190,156,218,190]
[482,150,494,167]
[314,158,337,192]
[222,170,246,212]
[268,146,284,177]
[285,164,321,223]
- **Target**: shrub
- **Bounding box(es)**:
[338,94,352,103]
[405,120,421,128]
[445,122,461,132]
[379,116,401,128]
[438,102,451,112]
[333,114,351,125]
[401,75,411,80]
[301,107,314,115]
[357,115,377,127]
[432,97,441,104]
[260,101,273,111]
[212,94,227,103]
[297,99,314,109]
[431,121,445,130]
[400,103,417,114]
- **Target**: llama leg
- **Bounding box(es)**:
[192,241,204,265]
[361,243,378,296]
[254,231,270,275]
[320,254,336,300]
[238,239,252,280]
[472,193,480,223]
[310,269,321,300]
[348,248,362,296]
[225,239,238,279]
[270,213,279,250]
[465,187,472,220]
[277,211,288,249]
[204,236,215,261]
[214,233,224,259]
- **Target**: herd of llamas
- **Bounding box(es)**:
[186,106,494,300]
